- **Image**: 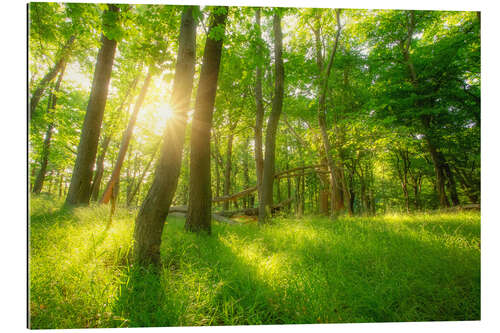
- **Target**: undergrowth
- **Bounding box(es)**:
[28,195,480,328]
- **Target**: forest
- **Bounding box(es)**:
[28,2,480,328]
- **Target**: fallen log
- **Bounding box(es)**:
[276,170,329,179]
[216,198,293,217]
[462,203,480,210]
[213,165,328,203]
[273,164,327,178]
[167,207,237,224]
[212,186,257,202]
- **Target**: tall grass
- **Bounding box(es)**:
[29,195,480,328]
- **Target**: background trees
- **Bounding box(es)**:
[29,4,480,255]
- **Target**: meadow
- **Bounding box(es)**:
[29,195,480,328]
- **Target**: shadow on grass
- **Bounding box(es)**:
[110,214,480,327]
[110,220,288,327]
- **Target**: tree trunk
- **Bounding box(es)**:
[100,68,153,204]
[243,136,251,208]
[258,12,285,224]
[90,135,112,201]
[223,130,235,211]
[443,159,460,206]
[58,171,64,198]
[133,6,198,265]
[315,9,343,217]
[254,8,265,204]
[127,141,160,207]
[29,35,75,120]
[185,7,228,234]
[65,5,119,206]
[32,61,67,194]
[425,136,450,208]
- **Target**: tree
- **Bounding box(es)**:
[65,4,121,206]
[314,9,344,216]
[254,8,265,203]
[185,6,229,233]
[100,68,153,204]
[29,35,75,120]
[32,60,68,194]
[258,10,285,224]
[133,5,198,265]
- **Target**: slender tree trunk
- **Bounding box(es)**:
[65,5,119,206]
[33,61,67,194]
[32,126,53,194]
[258,12,285,224]
[30,35,75,120]
[30,166,36,192]
[223,130,235,211]
[186,7,228,233]
[47,170,54,194]
[211,129,224,203]
[133,6,198,265]
[58,171,64,199]
[287,171,292,212]
[315,9,342,217]
[243,137,250,208]
[127,141,160,207]
[254,8,265,204]
[301,170,305,214]
[101,68,153,204]
[90,135,112,201]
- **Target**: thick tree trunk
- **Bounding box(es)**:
[258,12,285,224]
[443,159,460,206]
[32,61,67,194]
[100,69,153,204]
[133,6,198,265]
[29,35,75,120]
[254,8,265,204]
[90,135,112,201]
[186,7,228,234]
[65,5,119,206]
[426,137,450,208]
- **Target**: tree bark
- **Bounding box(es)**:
[222,125,236,211]
[100,68,153,204]
[65,5,119,206]
[254,8,265,204]
[32,60,67,194]
[133,6,198,265]
[90,135,112,201]
[315,9,343,217]
[242,136,251,208]
[258,12,285,224]
[30,35,75,120]
[185,7,228,234]
[426,136,450,208]
[443,159,460,206]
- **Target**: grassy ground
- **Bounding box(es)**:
[29,195,480,328]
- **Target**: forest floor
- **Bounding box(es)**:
[29,195,480,328]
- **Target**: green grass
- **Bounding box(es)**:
[29,195,480,328]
